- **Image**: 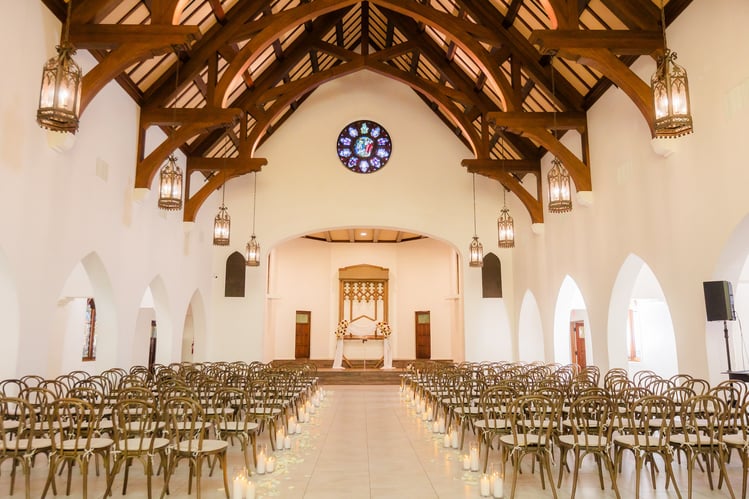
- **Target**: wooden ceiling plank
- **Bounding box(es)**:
[361,1,371,56]
[462,158,541,174]
[206,0,227,24]
[599,0,659,30]
[503,0,523,29]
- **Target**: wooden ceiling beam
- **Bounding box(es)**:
[186,156,266,172]
[462,158,540,174]
[455,0,584,111]
[487,111,587,131]
[70,24,201,50]
[70,0,122,24]
[599,0,659,30]
[503,0,523,28]
[142,0,270,107]
[542,0,579,29]
[140,107,243,127]
[531,30,664,56]
[462,161,544,224]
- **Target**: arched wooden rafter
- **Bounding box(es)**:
[213,0,518,112]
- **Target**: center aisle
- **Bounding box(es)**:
[274,385,472,499]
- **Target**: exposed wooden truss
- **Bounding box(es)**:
[39,0,692,223]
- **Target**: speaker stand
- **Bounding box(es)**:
[724,320,733,372]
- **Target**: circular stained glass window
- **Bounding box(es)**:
[336,120,392,174]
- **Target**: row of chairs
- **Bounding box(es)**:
[405,361,749,499]
[0,361,319,499]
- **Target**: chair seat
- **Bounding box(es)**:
[2,420,20,431]
[499,434,548,447]
[722,433,749,448]
[559,434,609,448]
[116,437,170,453]
[123,421,166,434]
[1,437,52,452]
[61,437,114,452]
[175,439,228,454]
[613,434,669,449]
[475,419,510,430]
[217,421,259,433]
[670,434,722,447]
[454,407,481,416]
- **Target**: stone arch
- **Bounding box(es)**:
[553,275,592,366]
[518,290,544,362]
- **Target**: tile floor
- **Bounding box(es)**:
[6,384,743,498]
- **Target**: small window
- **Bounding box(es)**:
[225,251,246,297]
[481,253,502,298]
[626,302,641,362]
[82,298,97,361]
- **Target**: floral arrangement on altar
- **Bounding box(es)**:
[335,319,349,339]
[375,322,392,338]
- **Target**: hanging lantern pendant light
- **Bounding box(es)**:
[651,0,693,138]
[469,173,483,267]
[213,183,231,246]
[497,133,515,248]
[246,172,261,267]
[547,57,572,214]
[37,0,82,134]
[157,155,183,210]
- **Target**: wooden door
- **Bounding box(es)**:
[295,311,311,359]
[415,311,431,359]
[570,320,586,369]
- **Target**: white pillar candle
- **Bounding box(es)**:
[451,430,459,449]
[266,456,276,473]
[296,422,302,434]
[288,416,296,431]
[438,418,445,433]
[426,407,433,421]
[480,474,491,497]
[256,451,266,474]
[470,443,480,471]
[276,428,285,449]
[443,433,451,448]
[432,420,439,433]
[462,453,470,471]
[245,480,256,499]
[421,410,428,421]
[233,476,245,498]
[284,435,292,449]
[303,410,310,423]
[492,473,503,498]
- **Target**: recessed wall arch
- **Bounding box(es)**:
[553,275,591,366]
[608,254,678,378]
[518,290,544,362]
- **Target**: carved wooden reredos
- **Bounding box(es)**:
[338,265,389,331]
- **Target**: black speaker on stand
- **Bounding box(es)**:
[703,281,737,375]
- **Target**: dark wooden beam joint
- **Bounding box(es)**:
[530,30,664,56]
[186,157,267,173]
[486,111,588,133]
[140,107,243,128]
[70,24,202,51]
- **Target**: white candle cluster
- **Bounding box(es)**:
[232,471,255,499]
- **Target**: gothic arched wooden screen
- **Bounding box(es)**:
[338,264,389,334]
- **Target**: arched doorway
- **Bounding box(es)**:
[553,276,591,367]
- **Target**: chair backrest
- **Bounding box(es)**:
[508,394,559,444]
[0,397,37,450]
[680,394,725,444]
[18,386,56,418]
[48,398,96,453]
[162,396,208,453]
[0,379,27,399]
[568,394,614,445]
[112,398,160,453]
[479,385,516,423]
[626,395,675,446]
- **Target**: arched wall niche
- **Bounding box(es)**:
[51,252,117,377]
[608,254,678,378]
[553,276,592,367]
[518,290,544,362]
[135,275,174,367]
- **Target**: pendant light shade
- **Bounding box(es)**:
[498,206,514,248]
[245,235,260,267]
[157,155,183,210]
[547,157,572,213]
[37,0,81,134]
[651,2,693,138]
[246,172,260,267]
[469,173,483,267]
[213,194,231,246]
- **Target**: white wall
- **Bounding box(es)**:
[266,237,458,361]
[510,0,749,382]
[0,3,214,377]
[210,70,515,363]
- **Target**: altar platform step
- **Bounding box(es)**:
[271,359,453,385]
